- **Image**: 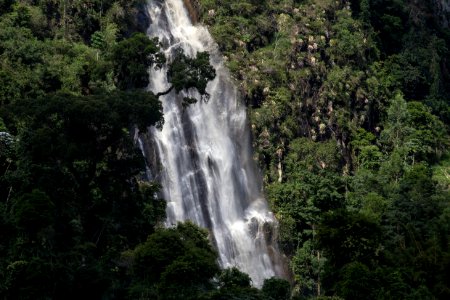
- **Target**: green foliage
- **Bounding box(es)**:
[432,152,450,190]
[199,0,449,298]
[326,10,378,65]
[13,189,55,234]
[168,50,216,98]
[317,210,382,268]
[0,90,165,298]
[91,30,107,51]
[262,277,291,300]
[0,0,13,12]
[0,1,219,298]
[406,101,447,161]
[0,0,223,298]
[129,222,220,300]
[202,268,263,300]
[285,138,340,173]
[333,262,373,300]
[380,92,412,149]
[219,267,252,288]
[0,0,449,298]
[112,33,165,90]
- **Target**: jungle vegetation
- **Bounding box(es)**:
[197,0,450,299]
[0,1,245,299]
[0,0,449,299]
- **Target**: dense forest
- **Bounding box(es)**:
[197,0,450,299]
[0,0,449,299]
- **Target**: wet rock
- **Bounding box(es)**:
[125,2,150,35]
[182,0,200,23]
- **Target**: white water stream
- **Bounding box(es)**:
[140,0,285,286]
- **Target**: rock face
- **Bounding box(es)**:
[123,2,150,36]
[131,0,200,29]
[135,3,151,32]
[182,0,200,23]
[434,0,450,27]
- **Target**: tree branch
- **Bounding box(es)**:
[155,86,174,98]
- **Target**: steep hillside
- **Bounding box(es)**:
[197,0,450,298]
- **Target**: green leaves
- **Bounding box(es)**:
[13,190,55,234]
[111,33,165,90]
[327,10,378,66]
[380,93,411,149]
[197,0,450,298]
[168,50,216,99]
[262,277,291,300]
[286,138,340,174]
[129,222,219,300]
[0,90,165,298]
[91,31,107,51]
[317,210,382,268]
[219,268,252,289]
[380,94,447,163]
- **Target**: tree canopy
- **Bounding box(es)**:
[198,0,450,298]
[1,0,449,299]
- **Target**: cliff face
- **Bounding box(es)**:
[182,0,200,23]
[434,0,450,27]
[134,2,151,32]
[133,0,202,34]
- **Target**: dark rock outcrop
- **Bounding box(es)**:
[434,0,450,27]
[134,3,151,32]
[183,0,200,23]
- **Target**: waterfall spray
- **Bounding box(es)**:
[139,0,286,286]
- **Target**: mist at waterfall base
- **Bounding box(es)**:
[138,0,286,287]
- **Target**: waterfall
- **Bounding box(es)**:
[140,0,285,287]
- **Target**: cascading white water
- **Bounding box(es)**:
[140,0,285,287]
